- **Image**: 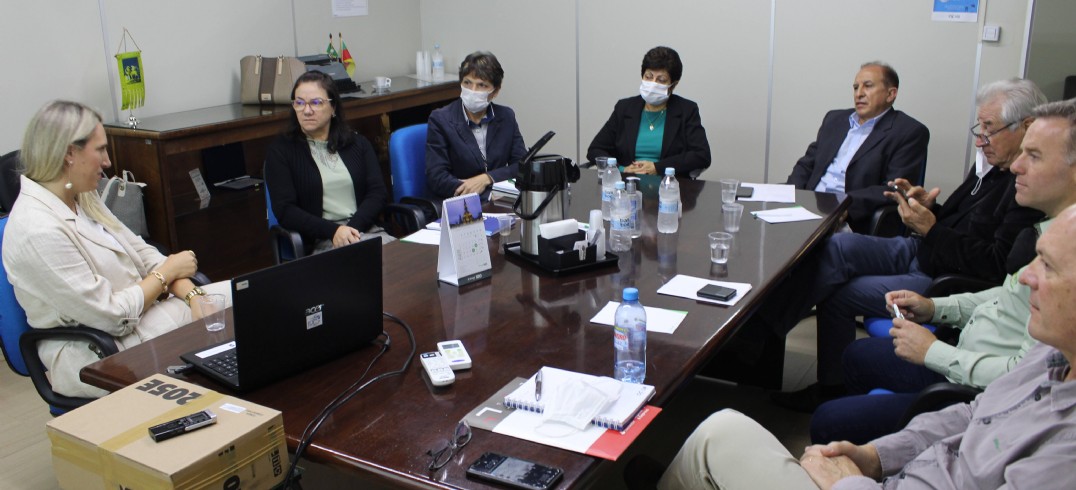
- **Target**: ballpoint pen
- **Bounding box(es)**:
[535,369,543,402]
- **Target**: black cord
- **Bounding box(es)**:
[283,311,416,489]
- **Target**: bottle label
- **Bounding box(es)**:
[659,199,679,214]
[602,189,613,202]
[629,200,639,228]
[611,216,631,231]
[613,327,629,350]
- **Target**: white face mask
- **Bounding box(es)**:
[460,85,492,114]
[639,80,670,106]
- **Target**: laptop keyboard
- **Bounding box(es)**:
[204,352,238,378]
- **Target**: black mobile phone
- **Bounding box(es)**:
[467,452,563,490]
[697,284,737,301]
[736,186,754,198]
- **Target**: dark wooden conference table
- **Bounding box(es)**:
[82,170,848,488]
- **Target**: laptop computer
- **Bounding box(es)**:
[201,142,263,190]
[181,238,384,392]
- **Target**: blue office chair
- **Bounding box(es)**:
[0,216,120,415]
[264,185,305,264]
[388,123,439,221]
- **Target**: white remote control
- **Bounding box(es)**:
[420,352,455,386]
[437,340,472,371]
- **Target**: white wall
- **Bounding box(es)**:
[1025,0,1076,101]
[3,0,1044,198]
[0,0,421,154]
[418,0,1035,197]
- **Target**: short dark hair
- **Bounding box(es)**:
[1031,98,1076,166]
[285,70,354,152]
[861,61,899,89]
[641,47,683,83]
[459,52,505,90]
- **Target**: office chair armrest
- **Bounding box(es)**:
[19,326,120,412]
[925,274,996,298]
[898,382,982,428]
[379,203,426,237]
[400,196,440,222]
[191,272,212,286]
[270,224,305,263]
[868,204,904,238]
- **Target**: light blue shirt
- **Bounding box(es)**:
[814,109,889,193]
[462,104,495,162]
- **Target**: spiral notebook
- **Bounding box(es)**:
[503,367,656,431]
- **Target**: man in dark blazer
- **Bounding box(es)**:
[786,62,929,233]
[425,52,527,202]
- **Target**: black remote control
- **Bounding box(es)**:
[148,410,217,442]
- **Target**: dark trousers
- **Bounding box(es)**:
[810,337,948,443]
[811,233,932,384]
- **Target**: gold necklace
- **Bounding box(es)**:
[646,110,666,131]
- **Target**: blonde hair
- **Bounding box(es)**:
[21,100,120,230]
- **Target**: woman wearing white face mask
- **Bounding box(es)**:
[426,51,527,200]
[588,46,711,177]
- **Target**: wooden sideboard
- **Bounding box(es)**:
[105,77,459,280]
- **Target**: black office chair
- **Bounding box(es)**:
[897,382,982,428]
[0,150,24,215]
[867,157,929,237]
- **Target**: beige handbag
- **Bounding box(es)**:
[240,55,306,105]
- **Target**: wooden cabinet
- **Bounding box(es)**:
[105,78,458,280]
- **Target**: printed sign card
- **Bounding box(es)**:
[437,193,492,286]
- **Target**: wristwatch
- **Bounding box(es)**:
[183,286,207,306]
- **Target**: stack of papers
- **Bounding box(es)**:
[739,183,796,203]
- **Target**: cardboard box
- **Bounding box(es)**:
[47,374,288,490]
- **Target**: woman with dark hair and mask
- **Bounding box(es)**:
[265,70,391,254]
[587,46,711,177]
[425,51,527,200]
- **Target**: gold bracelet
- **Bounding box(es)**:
[183,286,207,307]
[149,270,169,301]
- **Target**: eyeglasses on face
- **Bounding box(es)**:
[426,420,472,471]
[970,120,1017,145]
[293,98,333,111]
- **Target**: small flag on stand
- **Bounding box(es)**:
[114,28,145,111]
[340,32,355,78]
[326,33,340,61]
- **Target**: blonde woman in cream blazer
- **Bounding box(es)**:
[2,101,209,398]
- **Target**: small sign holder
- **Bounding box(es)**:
[437,193,492,286]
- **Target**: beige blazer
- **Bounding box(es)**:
[2,176,190,398]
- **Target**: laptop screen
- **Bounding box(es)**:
[184,238,384,392]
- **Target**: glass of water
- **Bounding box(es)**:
[719,178,740,204]
[708,232,733,264]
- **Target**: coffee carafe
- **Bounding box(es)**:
[512,132,580,256]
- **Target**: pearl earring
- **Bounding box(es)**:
[64,160,74,189]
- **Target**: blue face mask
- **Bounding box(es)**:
[460,86,491,114]
[639,80,670,106]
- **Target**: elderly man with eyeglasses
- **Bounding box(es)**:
[764,79,1047,412]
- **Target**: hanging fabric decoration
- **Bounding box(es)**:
[114,28,145,111]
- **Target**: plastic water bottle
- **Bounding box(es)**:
[601,158,621,221]
[657,168,680,233]
[431,44,445,80]
[626,177,642,238]
[609,182,632,252]
[614,288,647,383]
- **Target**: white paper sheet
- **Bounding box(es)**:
[401,228,441,245]
[739,183,796,203]
[751,206,822,223]
[655,274,753,306]
[589,302,688,334]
